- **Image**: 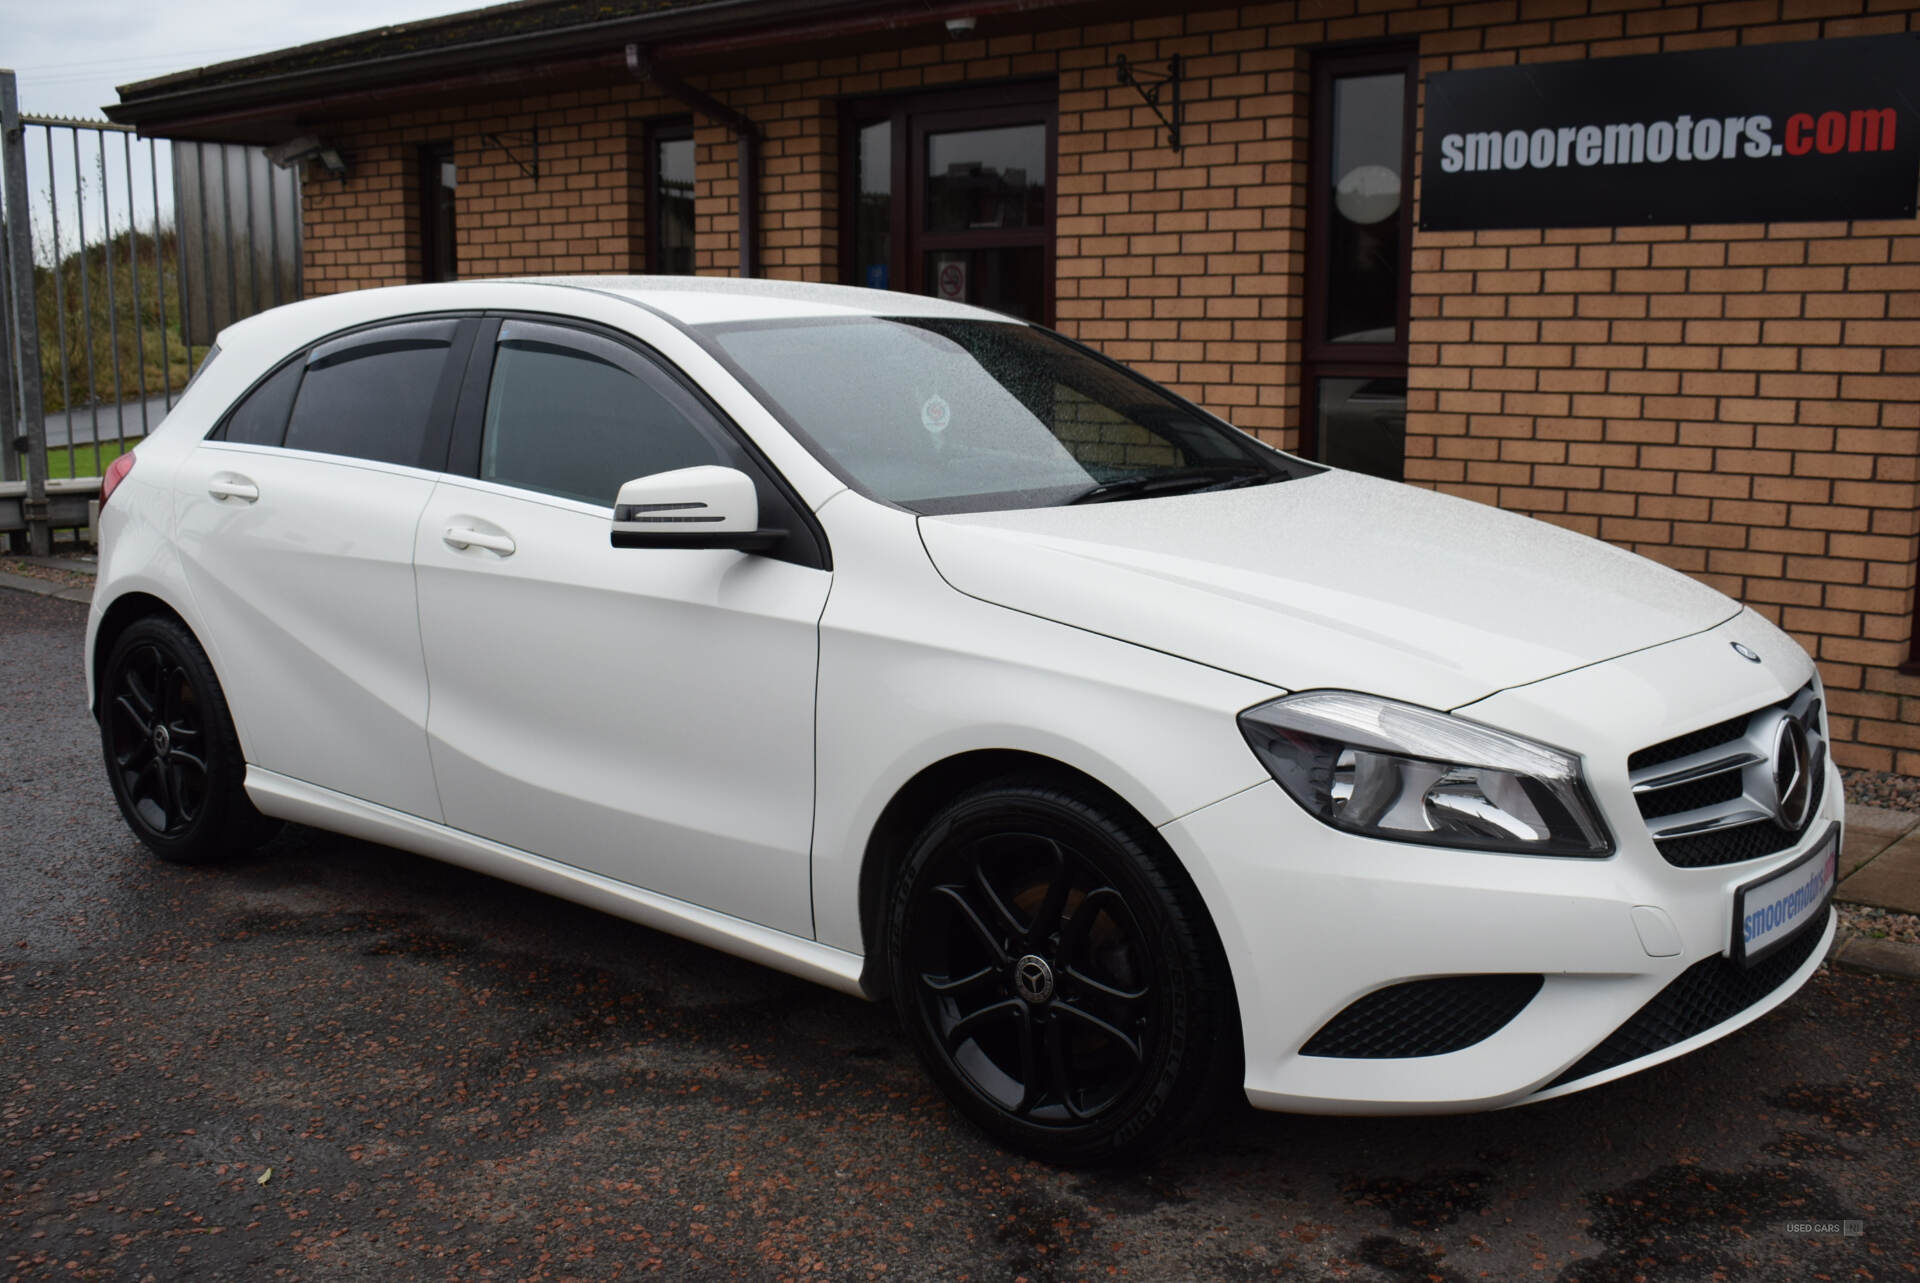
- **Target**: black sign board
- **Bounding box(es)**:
[1421,35,1920,231]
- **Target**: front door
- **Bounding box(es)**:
[412,319,829,936]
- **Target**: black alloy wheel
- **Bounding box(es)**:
[888,778,1236,1165]
[100,615,278,862]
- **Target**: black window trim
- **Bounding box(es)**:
[445,310,830,571]
[208,311,483,471]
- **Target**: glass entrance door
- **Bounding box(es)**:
[845,88,1056,324]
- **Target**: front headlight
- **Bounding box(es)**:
[1238,691,1612,857]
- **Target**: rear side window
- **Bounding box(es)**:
[218,360,303,446]
[479,321,724,507]
[284,320,461,467]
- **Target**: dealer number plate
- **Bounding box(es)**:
[1732,828,1837,967]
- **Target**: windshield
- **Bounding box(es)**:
[703,317,1314,514]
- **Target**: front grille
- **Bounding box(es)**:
[1635,770,1745,821]
[1628,712,1751,773]
[1300,974,1544,1059]
[1545,907,1829,1089]
[1627,683,1825,869]
[1657,773,1823,868]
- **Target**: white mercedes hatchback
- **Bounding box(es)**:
[88,278,1841,1164]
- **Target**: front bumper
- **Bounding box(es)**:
[1161,610,1840,1115]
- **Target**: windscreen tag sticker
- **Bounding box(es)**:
[922,394,951,436]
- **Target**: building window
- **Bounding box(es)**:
[418,141,457,283]
[647,118,695,275]
[852,117,893,290]
[842,85,1056,324]
[1303,47,1416,480]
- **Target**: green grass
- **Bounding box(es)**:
[42,437,136,482]
[33,228,207,415]
[11,228,205,482]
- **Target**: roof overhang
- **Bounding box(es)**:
[107,0,1097,144]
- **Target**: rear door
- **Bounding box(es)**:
[413,318,830,935]
[174,318,476,820]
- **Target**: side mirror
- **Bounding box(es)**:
[610,465,787,552]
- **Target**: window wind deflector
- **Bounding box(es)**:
[1067,462,1275,505]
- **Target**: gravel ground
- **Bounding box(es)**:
[1842,768,1920,814]
[1839,904,1920,947]
[5,589,1918,1282]
[1838,771,1920,946]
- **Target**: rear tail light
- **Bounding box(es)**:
[100,452,136,507]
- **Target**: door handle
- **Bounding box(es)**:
[443,526,516,557]
[208,474,259,503]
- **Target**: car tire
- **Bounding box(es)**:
[99,615,280,863]
[886,776,1238,1165]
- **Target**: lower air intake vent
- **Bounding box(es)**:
[1545,909,1829,1090]
[1300,974,1544,1059]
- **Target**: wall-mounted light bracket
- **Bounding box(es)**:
[481,128,539,181]
[1115,53,1183,152]
[265,134,349,178]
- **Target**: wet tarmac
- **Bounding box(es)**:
[4,590,1916,1281]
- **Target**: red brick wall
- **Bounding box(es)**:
[1399,1,1920,769]
[296,0,1920,765]
[302,85,678,289]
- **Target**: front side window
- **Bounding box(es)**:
[479,321,723,507]
[284,320,460,466]
[708,318,1311,514]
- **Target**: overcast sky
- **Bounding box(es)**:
[6,0,489,120]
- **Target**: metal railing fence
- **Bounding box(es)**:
[0,68,300,553]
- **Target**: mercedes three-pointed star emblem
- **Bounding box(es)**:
[1771,715,1814,830]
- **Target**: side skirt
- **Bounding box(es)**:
[244,767,870,999]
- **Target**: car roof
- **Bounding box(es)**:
[211,275,1026,355]
[533,275,1027,327]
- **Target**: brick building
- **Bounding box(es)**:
[111,0,1920,767]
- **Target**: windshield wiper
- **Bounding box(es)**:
[1068,463,1272,505]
